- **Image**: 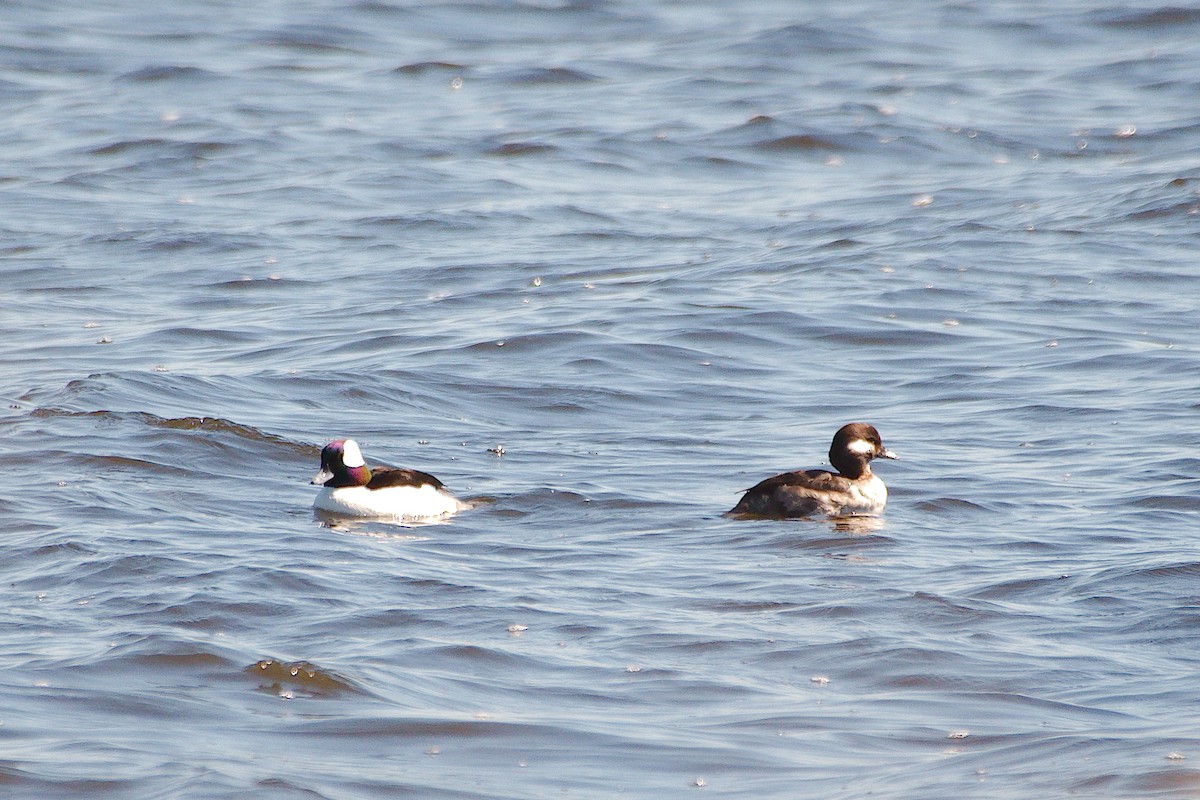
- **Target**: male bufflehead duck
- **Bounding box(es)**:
[730,423,898,518]
[310,439,467,520]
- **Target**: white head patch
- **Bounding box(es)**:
[341,439,366,468]
[846,438,876,456]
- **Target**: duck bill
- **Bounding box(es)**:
[311,467,334,486]
[878,448,899,460]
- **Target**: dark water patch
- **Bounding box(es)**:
[1127,495,1200,512]
[120,65,218,83]
[249,659,364,697]
[331,608,426,631]
[84,227,267,261]
[772,530,896,552]
[663,326,790,353]
[86,138,236,159]
[71,453,194,477]
[829,641,979,676]
[970,574,1074,601]
[1011,403,1115,419]
[27,407,310,469]
[1108,607,1200,644]
[28,540,99,560]
[252,778,332,799]
[814,325,959,348]
[736,22,874,57]
[902,590,1010,624]
[878,282,987,307]
[67,552,201,586]
[0,76,38,101]
[912,497,991,514]
[1155,456,1200,475]
[426,643,539,670]
[204,275,311,291]
[139,326,260,346]
[701,598,804,615]
[391,60,468,75]
[704,116,864,155]
[1075,768,1200,796]
[817,237,865,249]
[33,407,215,436]
[143,231,262,253]
[755,133,842,152]
[458,332,699,366]
[502,66,600,85]
[354,213,483,232]
[1040,348,1194,377]
[139,412,295,443]
[963,691,1137,722]
[80,639,237,675]
[87,137,174,158]
[295,715,581,742]
[1093,6,1200,30]
[1088,561,1200,591]
[1126,199,1200,222]
[481,488,598,517]
[0,775,142,798]
[785,602,859,620]
[877,671,1001,692]
[486,140,558,157]
[253,25,372,55]
[679,153,757,171]
[150,597,308,630]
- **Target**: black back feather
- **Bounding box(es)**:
[366,467,445,490]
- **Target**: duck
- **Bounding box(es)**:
[310,439,467,520]
[730,423,898,518]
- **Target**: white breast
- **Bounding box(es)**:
[841,475,889,515]
[314,484,467,520]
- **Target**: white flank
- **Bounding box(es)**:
[314,484,467,520]
[341,439,366,467]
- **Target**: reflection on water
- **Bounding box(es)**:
[830,515,888,536]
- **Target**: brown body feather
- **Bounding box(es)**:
[730,423,897,519]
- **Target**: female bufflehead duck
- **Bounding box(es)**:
[730,423,898,518]
[310,439,467,520]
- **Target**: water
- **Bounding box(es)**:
[3,1,1200,797]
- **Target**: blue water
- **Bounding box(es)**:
[3,1,1200,797]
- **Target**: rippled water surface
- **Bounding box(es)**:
[3,1,1200,797]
